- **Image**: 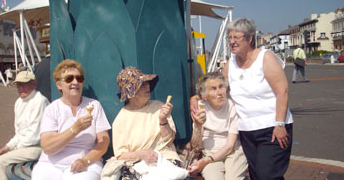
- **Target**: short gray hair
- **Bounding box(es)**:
[226,18,256,47]
[196,71,228,98]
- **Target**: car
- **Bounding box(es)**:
[321,54,339,64]
[338,55,344,63]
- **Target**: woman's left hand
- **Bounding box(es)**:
[159,103,173,122]
[272,126,289,149]
[70,158,88,173]
[188,158,208,175]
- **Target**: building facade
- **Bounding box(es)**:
[314,12,335,51]
[331,8,344,52]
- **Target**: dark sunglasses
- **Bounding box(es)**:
[63,74,85,83]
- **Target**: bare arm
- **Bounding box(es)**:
[0,146,10,155]
[118,149,159,164]
[70,131,110,172]
[263,51,290,148]
[159,102,176,146]
[189,109,206,149]
[222,60,229,82]
[40,115,93,155]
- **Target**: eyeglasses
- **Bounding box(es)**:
[62,74,85,83]
[226,35,246,41]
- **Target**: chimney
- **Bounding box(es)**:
[311,14,317,20]
[304,18,310,22]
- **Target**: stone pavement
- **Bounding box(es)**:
[1,85,344,179]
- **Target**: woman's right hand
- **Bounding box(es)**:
[194,109,206,125]
[140,149,158,164]
[71,115,93,133]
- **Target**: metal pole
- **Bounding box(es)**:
[198,16,203,54]
[13,30,18,74]
[24,26,35,66]
[19,11,25,67]
[24,19,42,62]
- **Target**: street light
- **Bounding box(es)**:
[255,30,261,48]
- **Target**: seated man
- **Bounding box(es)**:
[188,71,248,180]
[0,71,49,180]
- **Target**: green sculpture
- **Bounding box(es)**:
[49,0,191,144]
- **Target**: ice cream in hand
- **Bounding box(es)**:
[86,103,94,116]
[166,95,172,104]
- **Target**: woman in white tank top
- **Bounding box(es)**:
[193,18,293,180]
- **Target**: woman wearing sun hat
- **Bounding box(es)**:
[32,59,111,180]
[101,66,187,180]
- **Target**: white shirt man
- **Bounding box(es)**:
[0,71,49,180]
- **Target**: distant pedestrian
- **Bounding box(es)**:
[34,54,51,102]
[292,45,309,83]
[4,67,13,85]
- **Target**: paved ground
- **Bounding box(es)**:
[1,63,344,179]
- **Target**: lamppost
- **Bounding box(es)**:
[255,30,261,48]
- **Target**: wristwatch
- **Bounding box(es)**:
[275,121,285,127]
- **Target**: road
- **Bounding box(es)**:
[1,63,344,163]
[285,64,344,162]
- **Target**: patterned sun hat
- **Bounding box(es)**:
[116,66,159,102]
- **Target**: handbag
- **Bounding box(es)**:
[294,49,305,67]
[133,151,189,180]
[294,58,305,67]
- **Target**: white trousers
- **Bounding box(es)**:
[31,161,103,180]
[202,146,248,180]
[0,146,42,180]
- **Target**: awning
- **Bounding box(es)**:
[0,0,233,27]
[191,0,233,19]
[0,0,50,27]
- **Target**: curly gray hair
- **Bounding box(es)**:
[196,71,228,99]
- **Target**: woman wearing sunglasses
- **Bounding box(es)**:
[32,59,111,180]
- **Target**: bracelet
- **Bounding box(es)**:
[69,127,76,135]
[159,122,168,126]
[208,156,215,163]
[83,157,91,165]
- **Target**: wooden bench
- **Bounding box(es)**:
[5,161,37,180]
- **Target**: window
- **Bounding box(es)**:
[320,33,326,38]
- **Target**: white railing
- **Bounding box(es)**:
[207,10,232,72]
[12,11,42,73]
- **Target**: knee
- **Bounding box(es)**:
[0,156,9,168]
[202,166,224,180]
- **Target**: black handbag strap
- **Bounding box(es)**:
[296,48,302,59]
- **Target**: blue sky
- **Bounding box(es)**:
[6,0,343,50]
[194,0,342,50]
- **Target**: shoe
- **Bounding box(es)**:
[292,81,296,83]
[304,80,310,83]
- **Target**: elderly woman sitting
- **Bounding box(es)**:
[32,59,111,180]
[101,66,187,180]
[188,71,247,180]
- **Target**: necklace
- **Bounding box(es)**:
[239,69,245,80]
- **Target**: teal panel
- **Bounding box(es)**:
[134,0,191,141]
[67,0,83,29]
[70,0,137,122]
[84,33,124,125]
[124,0,143,30]
[152,31,190,141]
[49,0,74,100]
[49,0,191,142]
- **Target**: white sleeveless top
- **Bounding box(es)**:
[228,49,293,131]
